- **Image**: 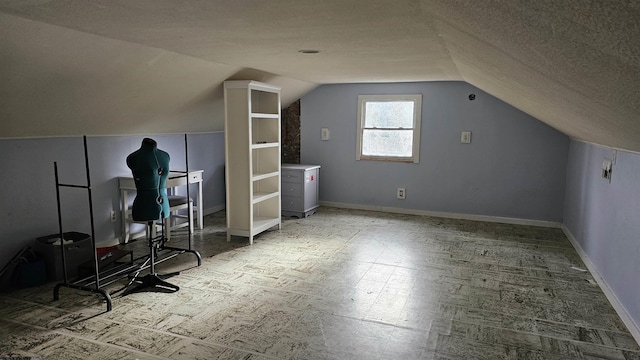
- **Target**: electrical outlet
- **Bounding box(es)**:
[397,188,406,199]
[110,210,117,223]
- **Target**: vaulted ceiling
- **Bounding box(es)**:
[1,1,639,152]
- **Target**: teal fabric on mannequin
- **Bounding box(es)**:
[126,138,170,221]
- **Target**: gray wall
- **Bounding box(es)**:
[563,139,640,329]
[0,133,225,267]
[300,81,569,222]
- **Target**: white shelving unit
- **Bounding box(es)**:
[224,80,282,244]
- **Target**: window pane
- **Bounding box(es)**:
[362,129,413,157]
[364,101,414,128]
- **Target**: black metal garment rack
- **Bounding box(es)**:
[162,134,198,254]
[52,136,111,310]
[52,135,201,312]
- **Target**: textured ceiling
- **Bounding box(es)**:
[0,1,639,151]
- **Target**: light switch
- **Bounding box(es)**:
[321,128,330,141]
[461,131,471,144]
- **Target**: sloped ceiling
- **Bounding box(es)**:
[0,1,639,152]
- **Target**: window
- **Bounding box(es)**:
[357,94,422,163]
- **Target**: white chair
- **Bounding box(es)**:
[164,195,194,241]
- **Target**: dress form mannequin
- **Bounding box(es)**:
[123,138,179,295]
[126,138,170,222]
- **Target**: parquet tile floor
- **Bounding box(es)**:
[1,207,638,359]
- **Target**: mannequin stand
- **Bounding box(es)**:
[121,221,179,296]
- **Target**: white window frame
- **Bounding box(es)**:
[356,94,422,163]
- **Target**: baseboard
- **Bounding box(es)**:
[127,229,148,242]
[561,225,640,345]
[95,237,122,248]
[203,204,225,216]
[319,201,562,228]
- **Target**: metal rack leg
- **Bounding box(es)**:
[54,282,113,312]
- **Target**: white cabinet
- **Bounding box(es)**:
[281,164,320,218]
[224,80,282,244]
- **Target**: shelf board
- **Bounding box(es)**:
[252,191,279,204]
[253,217,281,232]
[251,112,279,119]
[224,80,281,93]
[252,171,280,182]
[251,142,279,149]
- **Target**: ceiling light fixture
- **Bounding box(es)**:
[298,49,320,54]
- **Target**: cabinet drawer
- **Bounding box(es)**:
[281,182,302,197]
[282,196,303,211]
[281,170,303,183]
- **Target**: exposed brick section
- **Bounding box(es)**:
[281,99,301,164]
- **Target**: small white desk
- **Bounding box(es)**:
[119,170,204,242]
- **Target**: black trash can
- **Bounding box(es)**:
[34,232,93,281]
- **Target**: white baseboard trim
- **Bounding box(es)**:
[319,201,562,228]
[203,204,225,216]
[561,225,640,345]
[127,229,148,242]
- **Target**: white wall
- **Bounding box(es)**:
[563,139,640,340]
[0,133,225,268]
[300,81,569,223]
